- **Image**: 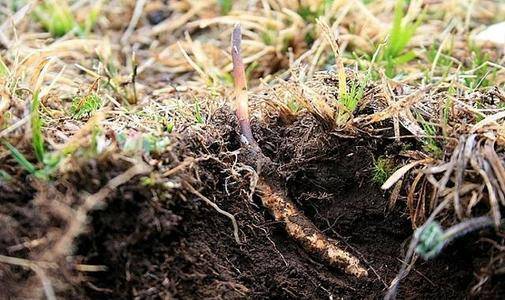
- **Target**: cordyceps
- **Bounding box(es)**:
[230,24,367,279]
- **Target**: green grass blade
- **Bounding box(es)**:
[0,169,12,181]
[194,101,204,124]
[80,0,103,35]
[0,56,9,76]
[393,51,416,65]
[388,0,405,58]
[31,92,45,163]
[2,141,37,174]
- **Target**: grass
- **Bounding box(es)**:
[463,44,497,90]
[33,0,76,37]
[379,0,422,77]
[336,76,367,124]
[2,140,37,174]
[32,0,102,37]
[218,0,233,15]
[0,169,12,181]
[1,139,59,180]
[419,117,443,158]
[31,92,45,163]
[426,43,455,80]
[372,156,396,185]
[194,101,204,124]
[70,92,102,119]
[0,56,9,76]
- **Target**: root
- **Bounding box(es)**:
[258,180,368,278]
[42,161,152,261]
[186,183,241,244]
[0,255,57,300]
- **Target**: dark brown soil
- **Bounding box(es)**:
[72,112,504,299]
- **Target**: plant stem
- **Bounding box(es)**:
[442,216,495,243]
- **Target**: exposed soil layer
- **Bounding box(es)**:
[72,112,505,299]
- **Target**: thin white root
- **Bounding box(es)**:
[43,161,152,261]
[0,255,56,300]
[186,183,241,244]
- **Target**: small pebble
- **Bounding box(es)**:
[147,10,170,25]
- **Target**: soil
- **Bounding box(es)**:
[72,112,504,299]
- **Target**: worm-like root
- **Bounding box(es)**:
[259,180,368,277]
[231,24,367,278]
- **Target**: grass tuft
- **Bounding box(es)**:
[336,75,368,124]
[33,0,77,37]
[379,0,422,77]
[33,0,102,37]
[70,92,102,119]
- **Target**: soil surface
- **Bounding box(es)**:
[70,112,505,299]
